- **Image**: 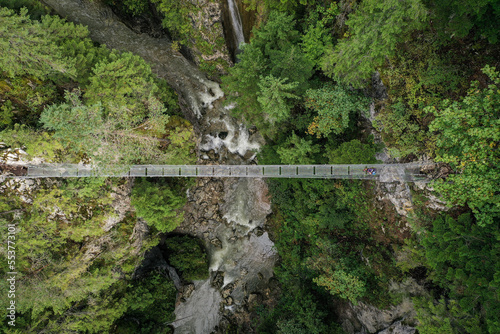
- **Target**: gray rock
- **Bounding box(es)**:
[379,320,416,334]
[210,237,223,248]
[182,283,195,300]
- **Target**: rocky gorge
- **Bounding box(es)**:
[2,1,453,333]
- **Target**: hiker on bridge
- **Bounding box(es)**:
[364,168,377,175]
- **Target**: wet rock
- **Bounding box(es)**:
[174,280,223,333]
[15,148,27,156]
[182,283,195,300]
[203,205,217,219]
[103,180,133,232]
[212,271,225,289]
[208,150,218,160]
[222,283,234,298]
[210,237,223,248]
[243,150,256,160]
[6,152,18,162]
[371,71,388,100]
[253,227,264,237]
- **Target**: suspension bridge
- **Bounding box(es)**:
[1,163,433,183]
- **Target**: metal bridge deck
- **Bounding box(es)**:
[6,163,431,183]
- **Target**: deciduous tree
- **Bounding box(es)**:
[427,65,500,226]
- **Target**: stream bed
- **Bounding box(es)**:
[42,1,277,332]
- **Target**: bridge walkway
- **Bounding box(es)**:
[8,163,432,183]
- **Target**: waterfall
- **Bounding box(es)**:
[227,0,245,50]
[43,2,276,333]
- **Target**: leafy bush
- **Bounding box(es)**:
[0,124,64,161]
[131,179,185,233]
[325,139,379,164]
[276,132,320,164]
[305,82,369,137]
[427,65,500,226]
[115,272,177,333]
[85,52,160,123]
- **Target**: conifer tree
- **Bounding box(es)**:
[0,7,75,79]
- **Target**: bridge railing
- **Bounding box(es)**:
[19,163,430,181]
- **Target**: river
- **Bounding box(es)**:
[41,1,277,333]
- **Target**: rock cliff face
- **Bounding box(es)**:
[220,0,258,59]
[336,279,426,334]
[184,0,233,74]
[173,175,278,333]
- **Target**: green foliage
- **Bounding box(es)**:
[305,82,369,137]
[0,0,50,19]
[115,272,177,333]
[414,297,483,334]
[40,91,175,166]
[0,175,174,333]
[0,76,58,127]
[300,3,337,67]
[258,177,395,332]
[417,213,500,333]
[325,139,379,164]
[85,52,160,123]
[0,178,139,333]
[425,0,500,44]
[427,65,500,225]
[164,236,209,281]
[148,0,230,75]
[322,0,427,87]
[0,7,76,80]
[375,100,427,158]
[40,14,110,85]
[131,178,185,233]
[121,0,150,15]
[308,240,366,304]
[152,0,196,44]
[222,42,265,120]
[244,0,318,12]
[0,124,64,161]
[257,75,299,125]
[376,36,468,158]
[0,99,14,128]
[276,132,320,164]
[13,178,112,272]
[223,11,313,135]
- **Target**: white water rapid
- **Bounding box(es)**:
[42,1,277,333]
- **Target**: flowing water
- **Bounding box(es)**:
[42,1,276,333]
[41,0,223,120]
[227,0,245,50]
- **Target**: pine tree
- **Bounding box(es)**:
[0,7,75,79]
